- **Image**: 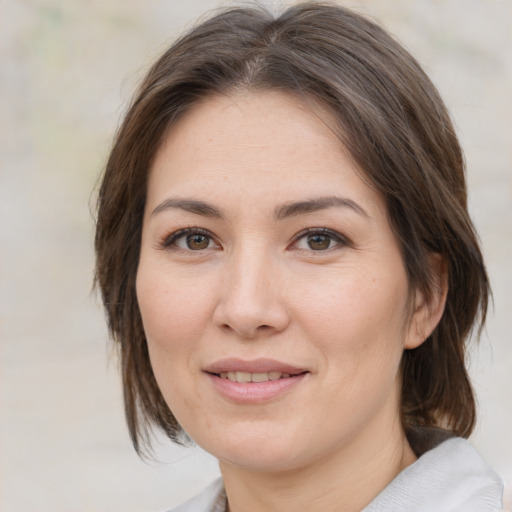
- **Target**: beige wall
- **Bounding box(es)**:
[1,1,510,510]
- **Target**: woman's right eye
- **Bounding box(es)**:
[163,228,219,251]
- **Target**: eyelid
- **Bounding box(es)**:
[159,227,221,250]
[289,227,351,250]
[157,226,349,252]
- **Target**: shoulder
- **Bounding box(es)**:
[166,478,225,512]
[364,436,505,512]
[165,437,506,512]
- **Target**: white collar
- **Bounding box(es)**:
[169,436,504,512]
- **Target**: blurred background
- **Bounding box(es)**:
[1,0,510,510]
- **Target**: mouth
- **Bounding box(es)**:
[203,358,310,403]
[204,358,309,380]
[213,370,306,383]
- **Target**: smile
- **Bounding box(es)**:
[218,371,292,382]
[204,359,310,403]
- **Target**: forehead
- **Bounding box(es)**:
[147,90,383,216]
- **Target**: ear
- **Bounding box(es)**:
[404,253,449,350]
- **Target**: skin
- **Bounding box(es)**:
[136,91,447,512]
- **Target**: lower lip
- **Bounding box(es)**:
[206,373,308,404]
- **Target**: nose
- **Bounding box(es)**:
[212,249,290,339]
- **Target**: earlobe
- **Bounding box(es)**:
[404,254,449,350]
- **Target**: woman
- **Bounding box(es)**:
[95,3,506,511]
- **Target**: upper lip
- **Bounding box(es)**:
[203,358,308,375]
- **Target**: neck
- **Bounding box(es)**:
[219,413,416,512]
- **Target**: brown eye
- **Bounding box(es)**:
[307,234,332,250]
[292,228,347,252]
[186,233,211,250]
[163,228,218,251]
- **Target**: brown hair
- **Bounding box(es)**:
[95,2,489,454]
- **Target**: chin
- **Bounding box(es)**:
[218,447,304,473]
[190,422,321,474]
[185,424,273,464]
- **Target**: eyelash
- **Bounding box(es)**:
[160,227,219,252]
[160,227,350,253]
[290,227,350,252]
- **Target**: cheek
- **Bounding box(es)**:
[136,263,212,348]
[135,265,214,422]
[135,262,217,408]
[292,264,410,370]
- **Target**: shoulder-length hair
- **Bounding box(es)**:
[95,2,489,454]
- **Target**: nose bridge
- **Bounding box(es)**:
[213,239,289,337]
[231,243,273,305]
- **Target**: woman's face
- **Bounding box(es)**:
[137,91,421,473]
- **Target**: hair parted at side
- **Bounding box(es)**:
[95,1,489,455]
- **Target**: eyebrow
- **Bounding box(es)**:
[274,196,368,220]
[151,198,224,218]
[151,195,368,220]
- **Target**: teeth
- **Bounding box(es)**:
[218,371,291,382]
[236,371,252,383]
[251,372,269,383]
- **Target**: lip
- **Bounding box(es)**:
[203,358,307,375]
[203,358,309,404]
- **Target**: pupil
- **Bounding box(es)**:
[187,233,209,250]
[308,234,330,250]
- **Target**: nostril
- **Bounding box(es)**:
[213,295,291,337]
[217,322,275,339]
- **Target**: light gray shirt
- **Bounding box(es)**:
[168,437,505,511]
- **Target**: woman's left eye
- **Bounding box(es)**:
[292,229,346,251]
